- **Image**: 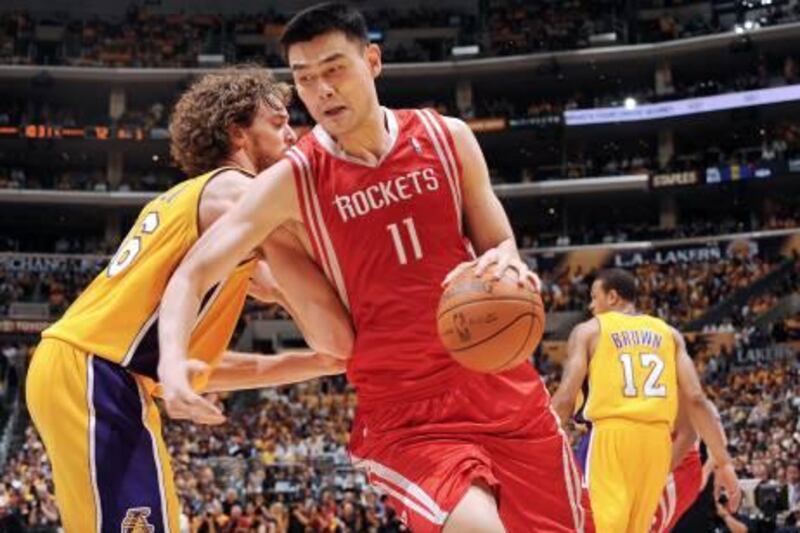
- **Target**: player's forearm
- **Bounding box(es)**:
[550,392,574,426]
[550,383,579,426]
[685,393,732,467]
[202,350,346,392]
[552,324,591,426]
[158,271,204,372]
[720,512,748,533]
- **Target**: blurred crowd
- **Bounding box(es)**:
[539,253,783,326]
[0,256,106,317]
[3,220,798,324]
[0,118,798,193]
[0,2,799,68]
[0,166,178,192]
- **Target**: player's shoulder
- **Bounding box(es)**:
[571,317,601,339]
[197,168,256,234]
[201,169,252,206]
[398,107,467,135]
[666,324,684,347]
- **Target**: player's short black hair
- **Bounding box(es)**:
[595,268,637,302]
[280,2,369,55]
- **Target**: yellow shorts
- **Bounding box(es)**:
[583,420,672,533]
[26,338,179,533]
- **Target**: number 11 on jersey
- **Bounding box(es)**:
[387,217,423,265]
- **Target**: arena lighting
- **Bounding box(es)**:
[565,83,800,125]
[624,97,637,110]
[734,20,761,33]
[451,44,480,57]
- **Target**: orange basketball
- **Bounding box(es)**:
[437,267,545,373]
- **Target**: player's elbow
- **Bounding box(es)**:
[305,316,354,359]
[321,325,354,360]
[684,389,709,413]
[174,255,217,300]
[316,352,348,375]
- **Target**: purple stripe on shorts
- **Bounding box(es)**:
[576,428,592,473]
[91,356,167,533]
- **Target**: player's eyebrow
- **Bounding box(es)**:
[291,52,346,71]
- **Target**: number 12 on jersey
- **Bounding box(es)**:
[387,217,423,265]
[619,352,667,398]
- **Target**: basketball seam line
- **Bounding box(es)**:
[447,312,536,353]
[494,315,536,372]
[437,295,542,318]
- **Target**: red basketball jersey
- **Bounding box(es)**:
[288,108,477,402]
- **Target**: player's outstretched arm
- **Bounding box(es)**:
[442,117,539,290]
[200,351,346,393]
[254,225,354,359]
[158,159,298,424]
[551,319,596,425]
[673,328,741,511]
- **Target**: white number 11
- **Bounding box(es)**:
[387,217,423,265]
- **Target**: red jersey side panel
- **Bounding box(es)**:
[652,445,703,532]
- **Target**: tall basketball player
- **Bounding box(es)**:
[551,268,740,533]
[26,68,353,533]
[159,4,592,532]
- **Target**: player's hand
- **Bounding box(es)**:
[159,359,226,425]
[714,462,742,514]
[473,247,541,291]
[248,260,283,303]
[442,259,477,288]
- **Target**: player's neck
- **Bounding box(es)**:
[611,304,638,315]
[332,106,391,166]
[222,152,257,175]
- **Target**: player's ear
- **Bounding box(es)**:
[607,289,619,305]
[227,123,246,151]
[365,43,382,79]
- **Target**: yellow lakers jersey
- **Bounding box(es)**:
[577,311,678,426]
[43,168,256,380]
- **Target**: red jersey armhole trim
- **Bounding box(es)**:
[427,109,464,200]
[286,151,325,268]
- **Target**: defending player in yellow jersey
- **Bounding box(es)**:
[26,68,354,533]
[551,268,741,533]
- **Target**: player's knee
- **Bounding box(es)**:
[443,483,505,533]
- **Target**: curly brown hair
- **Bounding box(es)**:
[169,66,291,176]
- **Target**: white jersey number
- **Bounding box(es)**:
[107,212,160,277]
[387,217,423,265]
[618,352,667,398]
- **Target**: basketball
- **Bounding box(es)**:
[437,266,545,373]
